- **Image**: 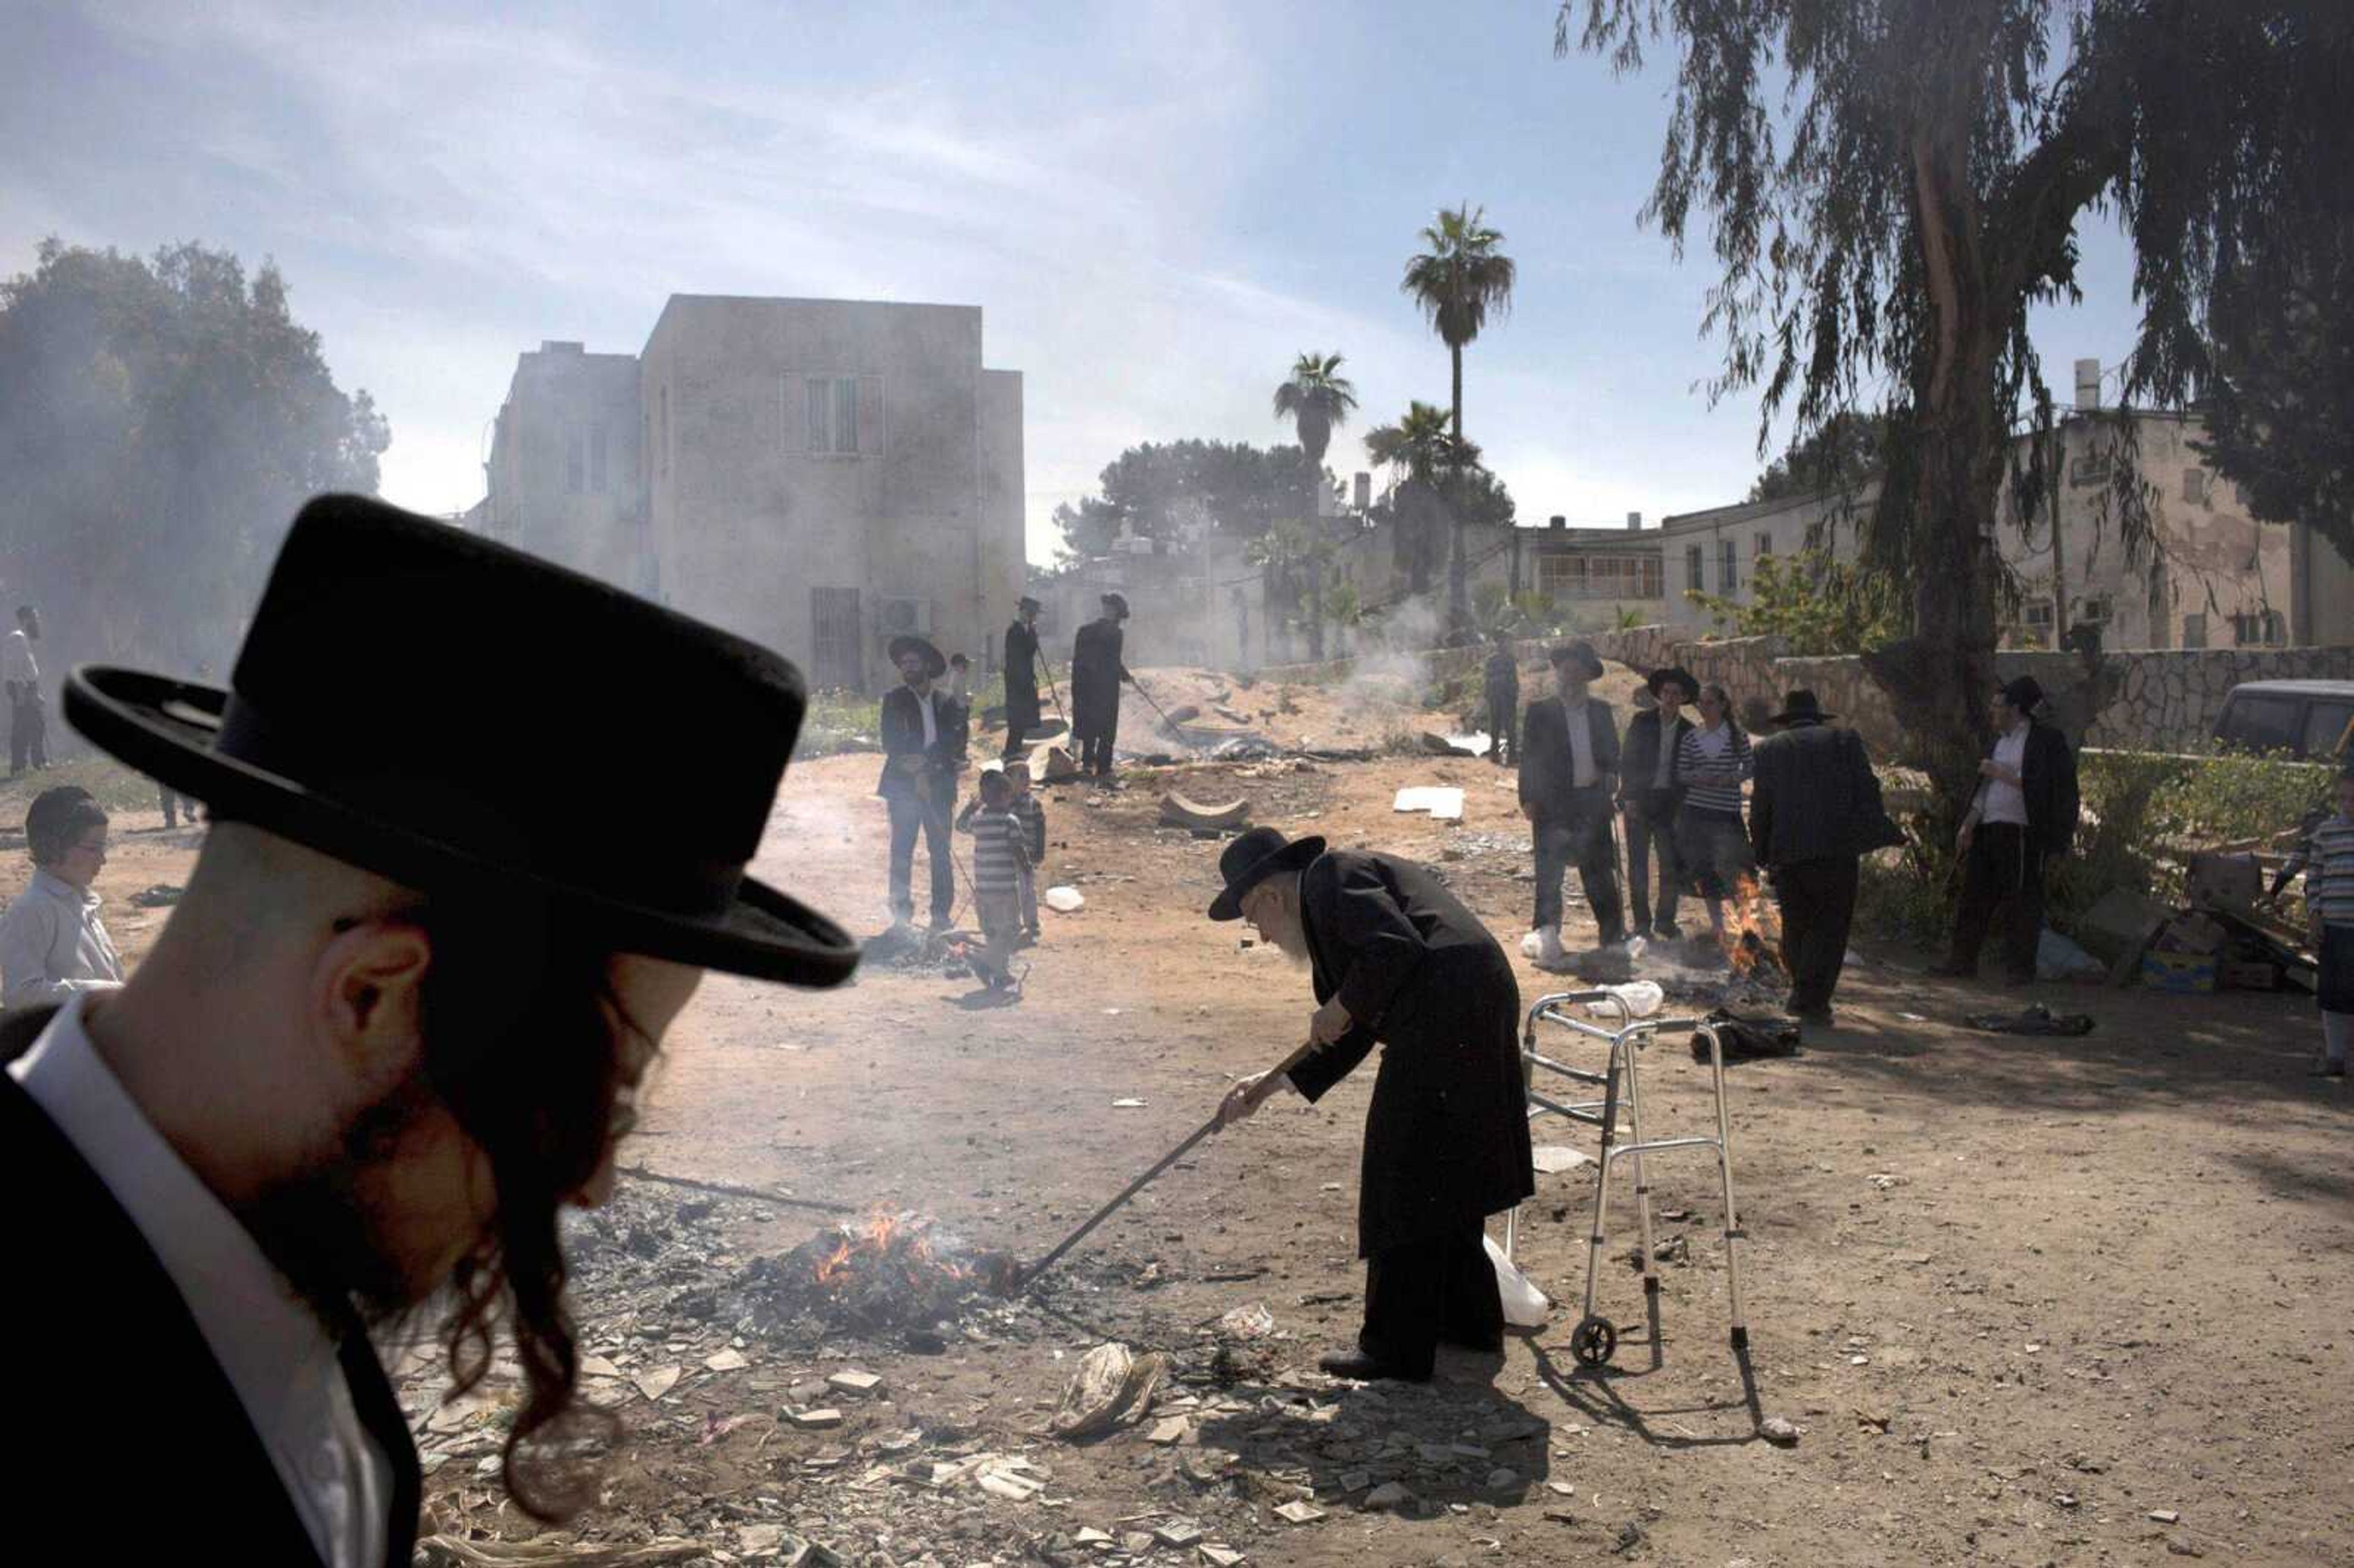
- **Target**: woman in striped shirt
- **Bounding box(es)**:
[2306,767,2354,1078]
[1674,683,1757,954]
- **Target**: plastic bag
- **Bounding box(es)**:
[1590,980,1664,1018]
[1483,1235,1550,1328]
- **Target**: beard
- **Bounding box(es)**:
[1262,916,1314,967]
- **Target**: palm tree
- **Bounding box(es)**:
[1401,204,1515,625]
[1363,402,1462,596]
[1271,352,1360,486]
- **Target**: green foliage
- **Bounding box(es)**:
[1271,352,1359,473]
[0,239,390,675]
[1748,411,1889,503]
[0,755,162,820]
[1401,205,1517,365]
[1683,550,1908,655]
[1053,438,1323,557]
[1472,580,1511,630]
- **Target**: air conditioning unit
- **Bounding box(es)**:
[878,597,933,634]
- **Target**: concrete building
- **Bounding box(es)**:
[483,296,1024,693]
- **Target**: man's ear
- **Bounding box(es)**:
[313,920,433,1087]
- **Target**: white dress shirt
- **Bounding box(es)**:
[1979,723,2031,826]
[0,868,126,1008]
[1559,696,1598,788]
[917,688,940,748]
[1,628,36,687]
[9,998,392,1568]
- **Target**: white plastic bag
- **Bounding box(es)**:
[1591,980,1664,1018]
[1483,1235,1550,1328]
[1043,886,1086,913]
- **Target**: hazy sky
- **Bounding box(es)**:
[4,1,2146,565]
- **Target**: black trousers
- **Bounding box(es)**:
[1947,821,2044,981]
[1002,689,1042,759]
[8,690,45,774]
[1772,856,1859,1013]
[1360,1225,1504,1379]
[1079,729,1116,775]
[1533,790,1625,942]
[886,791,955,926]
[1485,693,1517,765]
[1624,792,1682,934]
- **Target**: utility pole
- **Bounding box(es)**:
[2049,421,2070,648]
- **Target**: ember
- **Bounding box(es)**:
[1723,873,1789,985]
[741,1208,1018,1336]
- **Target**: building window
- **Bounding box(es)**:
[805,375,863,455]
[1641,555,1663,597]
[2182,467,2209,504]
[2231,609,2285,647]
[2182,612,2207,649]
[1686,544,1704,594]
[2075,595,2112,625]
[2068,452,2113,488]
[564,430,584,494]
[589,424,609,493]
[1537,554,1585,601]
[1754,531,1772,558]
[2022,599,2055,634]
[1719,539,1738,595]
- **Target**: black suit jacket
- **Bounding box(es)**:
[1517,696,1621,822]
[875,684,966,802]
[1981,720,2081,859]
[1619,708,1693,813]
[1002,622,1040,701]
[1283,851,1534,1255]
[1750,719,1900,867]
[0,1046,419,1567]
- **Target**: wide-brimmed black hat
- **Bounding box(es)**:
[1769,688,1834,725]
[1206,826,1326,921]
[1647,665,1700,701]
[1100,591,1130,620]
[1548,640,1604,680]
[887,635,947,680]
[1016,595,1042,614]
[63,494,858,987]
[1998,675,2046,713]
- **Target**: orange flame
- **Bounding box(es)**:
[1721,872,1788,982]
[807,1205,973,1288]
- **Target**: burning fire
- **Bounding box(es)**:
[1722,872,1789,984]
[809,1207,973,1290]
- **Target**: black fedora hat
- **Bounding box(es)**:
[887,635,947,680]
[1647,665,1700,701]
[1206,826,1326,921]
[1016,595,1042,614]
[63,494,858,987]
[1998,674,2046,712]
[1768,688,1835,725]
[1548,639,1604,680]
[1100,591,1130,620]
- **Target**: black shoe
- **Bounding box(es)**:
[1317,1350,1428,1383]
[1653,923,1683,940]
[1793,1005,1834,1027]
[1925,961,1976,979]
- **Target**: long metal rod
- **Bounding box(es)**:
[1015,1041,1313,1294]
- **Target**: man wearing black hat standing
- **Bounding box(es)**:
[1750,690,1903,1024]
[1002,596,1045,761]
[1620,666,1697,939]
[1932,676,2081,984]
[1,495,858,1565]
[1518,640,1626,963]
[879,634,967,932]
[1482,628,1519,767]
[1070,591,1135,782]
[1208,827,1532,1382]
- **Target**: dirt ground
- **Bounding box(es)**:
[24,665,2352,1568]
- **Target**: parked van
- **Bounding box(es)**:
[2211,680,2354,761]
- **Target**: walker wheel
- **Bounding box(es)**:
[1571,1315,1618,1369]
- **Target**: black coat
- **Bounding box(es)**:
[1483,650,1520,702]
[1517,696,1622,823]
[1284,850,1534,1256]
[1003,621,1041,703]
[875,683,965,804]
[1069,618,1129,742]
[0,1057,419,1567]
[1984,720,2081,859]
[1749,718,1901,867]
[1619,708,1693,814]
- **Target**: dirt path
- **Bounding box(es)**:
[23,690,2350,1567]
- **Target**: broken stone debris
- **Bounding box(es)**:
[1160,791,1254,833]
[1044,885,1086,913]
[826,1369,883,1396]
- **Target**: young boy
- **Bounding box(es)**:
[1005,758,1048,945]
[2307,767,2354,1078]
[956,765,1031,992]
[0,785,126,1008]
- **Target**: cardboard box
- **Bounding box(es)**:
[2221,959,2278,991]
[2141,949,2218,994]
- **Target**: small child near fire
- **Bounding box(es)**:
[2304,766,2354,1078]
[956,764,1030,991]
[1005,758,1046,945]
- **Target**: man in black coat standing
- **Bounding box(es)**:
[1001,596,1045,761]
[878,634,967,931]
[1482,628,1519,767]
[1620,666,1697,939]
[1932,675,2081,984]
[1750,690,1902,1024]
[1069,592,1133,780]
[1518,640,1626,962]
[1210,828,1533,1382]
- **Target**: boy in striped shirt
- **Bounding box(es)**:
[1006,759,1047,945]
[957,764,1032,992]
[2306,767,2354,1078]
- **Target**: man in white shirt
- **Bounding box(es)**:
[0,785,125,1007]
[4,603,47,776]
[1932,675,2081,984]
[2,495,859,1565]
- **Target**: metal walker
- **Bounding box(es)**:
[1505,990,1750,1369]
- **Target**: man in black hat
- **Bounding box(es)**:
[1750,690,1903,1024]
[1208,827,1532,1382]
[1002,596,1045,761]
[878,633,966,931]
[1620,666,1697,939]
[1518,639,1625,962]
[1070,591,1135,781]
[1482,628,1519,767]
[1932,675,2081,984]
[2,495,858,1564]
